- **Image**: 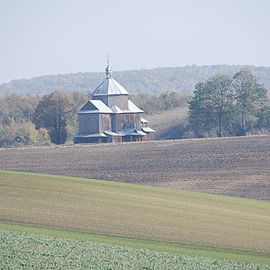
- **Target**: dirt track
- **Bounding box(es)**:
[0,135,270,199]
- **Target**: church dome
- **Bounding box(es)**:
[91,64,129,96]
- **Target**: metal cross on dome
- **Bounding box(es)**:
[105,54,112,78]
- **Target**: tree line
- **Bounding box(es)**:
[188,69,270,137]
[130,92,190,114]
[1,65,270,96]
[0,92,86,147]
[1,68,269,147]
[0,91,188,147]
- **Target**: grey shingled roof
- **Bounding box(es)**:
[119,128,146,136]
[78,100,112,114]
[128,100,143,113]
[92,78,129,96]
[142,127,155,133]
[141,117,149,123]
[74,132,107,138]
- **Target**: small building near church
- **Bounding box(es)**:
[74,63,155,143]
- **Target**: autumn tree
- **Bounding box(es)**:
[0,122,50,147]
[33,91,75,144]
[0,94,39,125]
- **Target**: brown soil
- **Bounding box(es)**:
[0,135,269,200]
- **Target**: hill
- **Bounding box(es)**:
[1,65,270,95]
[0,135,269,199]
[1,170,270,257]
[147,106,188,140]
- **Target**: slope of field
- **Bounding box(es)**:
[1,171,270,254]
[0,135,269,199]
[147,106,188,140]
[1,230,270,269]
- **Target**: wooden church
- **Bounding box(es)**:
[74,63,154,143]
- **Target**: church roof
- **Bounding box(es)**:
[74,132,107,138]
[78,99,143,114]
[142,127,155,133]
[110,101,143,113]
[111,105,122,113]
[92,77,128,96]
[141,117,149,123]
[78,100,112,114]
[91,100,112,113]
[128,100,143,113]
[91,64,129,96]
[119,128,146,136]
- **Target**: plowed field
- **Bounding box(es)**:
[0,135,269,199]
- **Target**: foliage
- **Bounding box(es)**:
[0,122,50,147]
[33,91,76,144]
[0,90,189,146]
[0,92,86,146]
[130,92,190,114]
[67,91,88,141]
[0,94,50,147]
[256,105,270,131]
[188,75,234,137]
[0,69,268,145]
[1,231,269,270]
[0,94,39,125]
[1,65,270,96]
[233,69,268,135]
[188,69,268,137]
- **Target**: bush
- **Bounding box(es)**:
[0,122,50,147]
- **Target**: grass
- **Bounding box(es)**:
[0,170,270,261]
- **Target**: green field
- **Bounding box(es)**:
[1,230,270,270]
[1,170,270,266]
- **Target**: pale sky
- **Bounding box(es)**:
[0,0,269,84]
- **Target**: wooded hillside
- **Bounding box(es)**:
[1,65,270,95]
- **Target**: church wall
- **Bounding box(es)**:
[92,95,128,110]
[92,95,108,106]
[112,113,142,132]
[99,114,111,132]
[107,95,128,110]
[111,114,117,132]
[78,114,99,134]
[74,137,107,144]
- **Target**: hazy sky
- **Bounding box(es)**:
[0,0,269,84]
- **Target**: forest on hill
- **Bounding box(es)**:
[1,65,270,95]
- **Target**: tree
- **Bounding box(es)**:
[33,91,75,144]
[0,122,50,147]
[233,69,267,135]
[0,94,39,125]
[188,75,234,137]
[256,105,270,132]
